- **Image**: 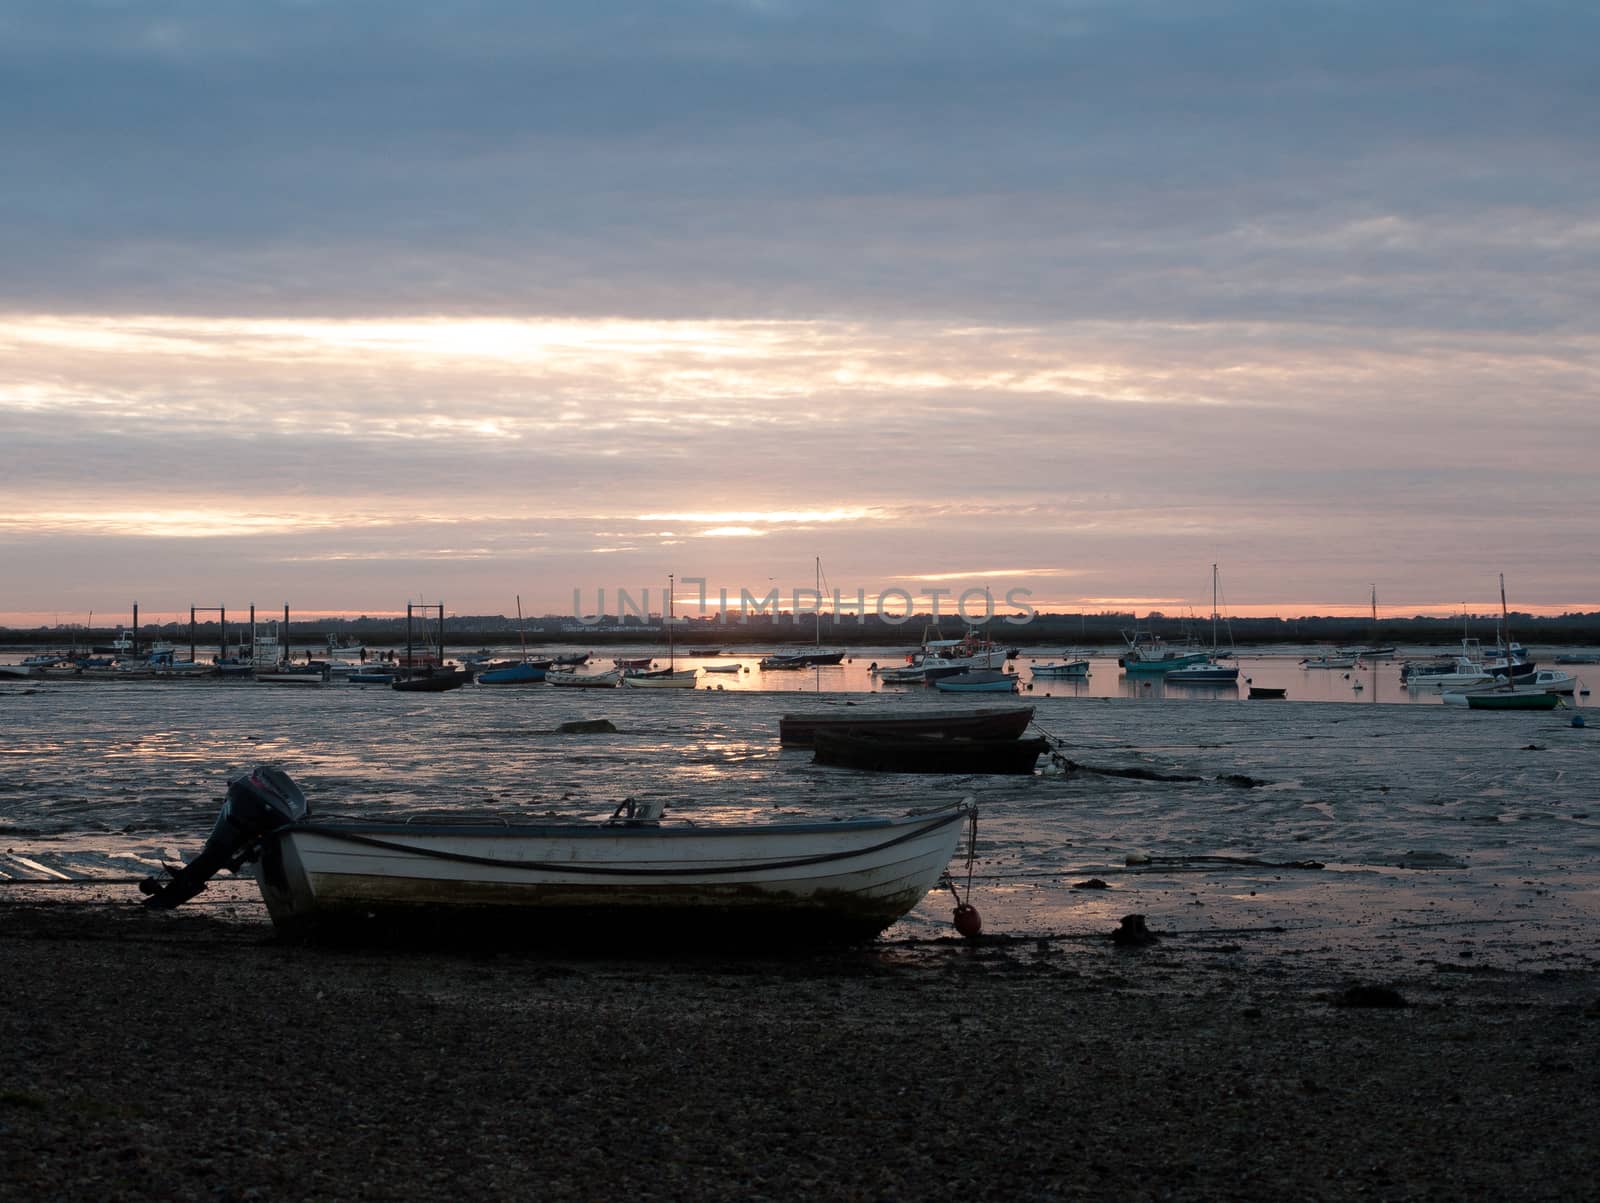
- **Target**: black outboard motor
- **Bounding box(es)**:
[140,766,309,909]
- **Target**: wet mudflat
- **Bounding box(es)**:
[3,679,1597,974]
[3,680,1599,1198]
[2,897,1597,1202]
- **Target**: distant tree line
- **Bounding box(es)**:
[8,610,1600,649]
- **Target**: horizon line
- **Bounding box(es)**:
[4,605,1597,629]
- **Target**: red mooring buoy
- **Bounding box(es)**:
[953,903,982,938]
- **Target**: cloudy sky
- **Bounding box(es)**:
[3,0,1596,628]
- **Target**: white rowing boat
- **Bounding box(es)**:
[546,668,622,688]
[619,669,699,689]
[140,767,977,946]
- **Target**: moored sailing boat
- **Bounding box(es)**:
[1166,566,1239,684]
[1343,585,1398,659]
[759,558,845,670]
[477,596,549,684]
[1451,577,1562,711]
[621,574,699,689]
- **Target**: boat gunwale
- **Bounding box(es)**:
[286,805,970,843]
[777,704,1034,747]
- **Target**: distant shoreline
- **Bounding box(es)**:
[4,611,1599,651]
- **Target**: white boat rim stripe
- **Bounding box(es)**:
[286,809,968,877]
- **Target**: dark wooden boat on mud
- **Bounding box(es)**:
[759,649,848,670]
[778,704,1035,748]
[1248,686,1287,699]
[391,668,473,692]
[813,729,1050,775]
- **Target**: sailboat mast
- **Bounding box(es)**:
[1499,573,1509,653]
[668,573,675,670]
[1211,564,1218,652]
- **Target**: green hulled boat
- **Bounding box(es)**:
[1465,691,1563,711]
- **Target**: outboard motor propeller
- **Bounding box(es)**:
[140,766,309,909]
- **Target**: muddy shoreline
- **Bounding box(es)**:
[5,896,1597,1201]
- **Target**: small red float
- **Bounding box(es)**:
[953,902,982,938]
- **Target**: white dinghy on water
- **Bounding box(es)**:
[140,767,980,947]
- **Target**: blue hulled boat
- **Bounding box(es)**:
[477,660,549,685]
